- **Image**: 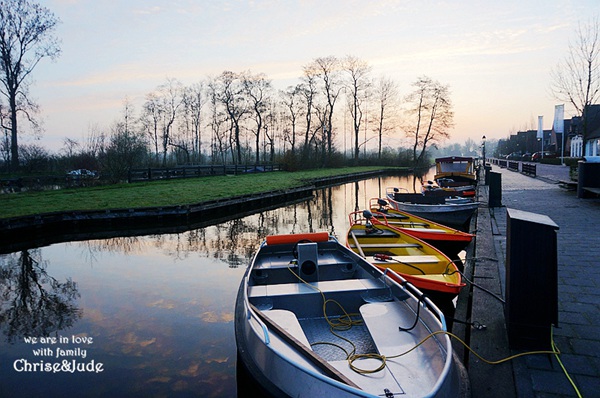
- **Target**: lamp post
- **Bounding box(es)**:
[482,135,486,167]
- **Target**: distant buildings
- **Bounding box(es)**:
[498,104,600,159]
[565,105,600,158]
[497,128,551,158]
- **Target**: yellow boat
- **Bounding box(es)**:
[369,198,474,259]
[346,210,464,298]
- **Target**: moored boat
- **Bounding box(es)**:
[235,232,467,397]
[423,180,476,198]
[369,198,474,259]
[433,156,477,186]
[346,211,464,297]
[385,187,478,230]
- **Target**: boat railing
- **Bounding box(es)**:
[243,275,271,345]
[381,268,448,332]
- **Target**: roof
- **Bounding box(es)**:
[585,105,600,140]
[435,156,474,162]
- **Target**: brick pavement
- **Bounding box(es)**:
[469,165,600,397]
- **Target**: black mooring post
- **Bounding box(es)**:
[505,208,559,350]
[489,171,502,208]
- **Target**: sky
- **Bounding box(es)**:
[22,0,598,152]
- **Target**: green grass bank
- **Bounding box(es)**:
[0,167,403,220]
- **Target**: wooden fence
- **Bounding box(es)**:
[128,164,283,182]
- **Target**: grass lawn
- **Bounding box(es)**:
[0,167,401,219]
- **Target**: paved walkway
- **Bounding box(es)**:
[466,164,599,397]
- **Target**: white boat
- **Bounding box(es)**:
[235,232,468,397]
[386,188,478,228]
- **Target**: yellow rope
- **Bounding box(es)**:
[285,260,582,397]
[551,327,583,398]
[391,330,558,364]
[287,261,386,372]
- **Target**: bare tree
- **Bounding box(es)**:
[0,102,9,163]
[373,75,399,159]
[280,84,304,154]
[263,107,276,162]
[243,71,272,164]
[140,92,163,163]
[342,55,372,162]
[61,137,80,158]
[83,123,105,160]
[156,78,183,166]
[181,82,205,163]
[19,143,49,172]
[207,77,229,164]
[550,18,600,151]
[311,56,342,164]
[299,67,318,161]
[404,76,454,167]
[101,120,148,182]
[0,0,60,169]
[216,71,248,163]
[312,102,328,160]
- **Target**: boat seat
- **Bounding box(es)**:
[350,229,399,238]
[261,309,312,349]
[348,243,421,249]
[386,221,429,227]
[369,255,441,264]
[379,213,409,220]
[355,301,447,396]
[360,301,423,352]
[402,228,446,234]
[248,278,384,298]
[393,193,446,204]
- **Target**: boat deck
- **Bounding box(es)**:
[255,298,448,397]
[333,300,447,396]
[239,237,459,397]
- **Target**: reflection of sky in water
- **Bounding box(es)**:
[0,173,433,397]
[1,235,247,397]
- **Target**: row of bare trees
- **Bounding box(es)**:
[55,56,454,174]
[1,0,456,174]
[3,0,600,174]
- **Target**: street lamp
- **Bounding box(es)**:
[482,135,486,167]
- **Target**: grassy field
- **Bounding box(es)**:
[0,167,400,219]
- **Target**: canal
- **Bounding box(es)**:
[0,172,437,397]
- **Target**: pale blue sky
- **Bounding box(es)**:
[30,0,597,151]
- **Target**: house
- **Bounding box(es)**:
[569,104,600,158]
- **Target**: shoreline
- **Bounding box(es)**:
[0,169,402,253]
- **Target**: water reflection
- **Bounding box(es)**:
[0,250,81,344]
[0,173,436,397]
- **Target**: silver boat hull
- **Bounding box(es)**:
[235,234,469,397]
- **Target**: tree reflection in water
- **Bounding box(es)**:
[0,249,82,343]
[55,175,420,272]
[0,173,436,396]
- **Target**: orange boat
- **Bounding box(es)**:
[346,210,465,298]
[369,198,474,260]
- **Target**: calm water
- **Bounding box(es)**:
[0,173,434,397]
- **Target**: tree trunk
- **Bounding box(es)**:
[10,95,19,169]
